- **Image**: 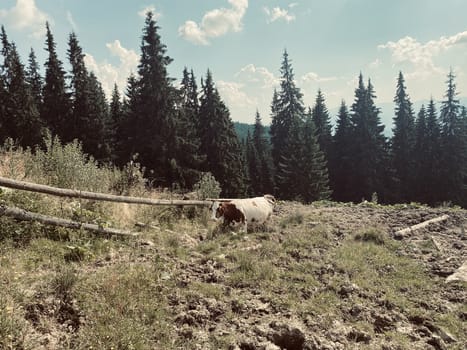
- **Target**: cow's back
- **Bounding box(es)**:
[231,197,273,224]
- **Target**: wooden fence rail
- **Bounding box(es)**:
[0,204,138,237]
[0,176,212,207]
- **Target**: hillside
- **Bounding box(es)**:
[234,122,271,142]
[1,184,466,349]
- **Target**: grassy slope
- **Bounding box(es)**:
[1,194,466,349]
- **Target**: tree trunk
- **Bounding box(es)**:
[0,204,138,237]
[0,176,211,206]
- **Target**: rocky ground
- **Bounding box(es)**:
[1,201,466,349]
[162,202,467,349]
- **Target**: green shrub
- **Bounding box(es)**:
[193,172,221,199]
[25,133,114,192]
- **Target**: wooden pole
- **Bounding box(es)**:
[394,214,450,239]
[0,204,138,237]
[0,176,211,206]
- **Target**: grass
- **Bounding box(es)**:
[279,212,304,228]
[0,142,465,349]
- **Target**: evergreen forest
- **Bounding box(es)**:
[1,13,466,207]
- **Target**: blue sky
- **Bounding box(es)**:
[1,0,467,126]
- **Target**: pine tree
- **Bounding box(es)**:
[198,70,246,196]
[301,112,331,202]
[413,102,441,205]
[270,50,306,198]
[25,48,42,109]
[245,130,261,195]
[172,67,204,189]
[115,73,139,165]
[438,69,466,206]
[67,33,109,161]
[86,72,110,161]
[330,100,353,202]
[67,32,88,142]
[0,27,42,147]
[274,115,306,200]
[42,22,70,139]
[0,26,11,144]
[125,12,179,185]
[391,71,415,202]
[108,84,123,160]
[311,89,333,161]
[348,74,388,202]
[252,111,274,194]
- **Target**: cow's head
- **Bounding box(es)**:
[264,194,276,206]
[210,201,222,220]
[215,204,226,219]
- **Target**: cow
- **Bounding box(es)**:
[211,194,276,232]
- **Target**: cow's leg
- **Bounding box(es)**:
[242,220,248,233]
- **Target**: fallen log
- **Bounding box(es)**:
[0,176,211,206]
[445,260,467,283]
[394,214,450,239]
[0,204,138,237]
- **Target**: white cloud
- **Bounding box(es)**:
[84,40,139,97]
[179,0,248,45]
[66,11,77,31]
[217,80,256,108]
[138,5,161,19]
[301,71,337,83]
[0,0,49,39]
[369,58,382,69]
[264,6,296,23]
[236,64,279,88]
[378,31,467,79]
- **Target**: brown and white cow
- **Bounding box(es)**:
[211,195,276,232]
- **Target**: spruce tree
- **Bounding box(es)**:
[25,48,42,109]
[311,89,333,161]
[391,71,415,202]
[270,50,306,198]
[439,70,466,206]
[108,84,123,160]
[330,100,353,202]
[413,102,441,205]
[0,26,11,144]
[67,32,88,142]
[86,72,111,161]
[42,22,70,139]
[348,74,387,202]
[274,115,306,200]
[173,67,204,189]
[115,73,139,165]
[0,27,42,147]
[198,70,246,196]
[0,71,6,144]
[67,33,109,161]
[245,130,261,195]
[252,110,274,194]
[119,12,179,186]
[301,112,331,202]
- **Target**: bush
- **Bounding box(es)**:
[25,133,114,192]
[112,156,146,195]
[193,172,221,200]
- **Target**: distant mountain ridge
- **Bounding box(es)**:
[234,122,270,142]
